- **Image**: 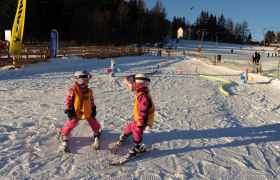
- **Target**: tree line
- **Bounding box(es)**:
[0,0,169,46]
[171,11,253,44]
[264,30,280,46]
[1,0,277,46]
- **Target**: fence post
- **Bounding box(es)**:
[40,48,43,58]
[278,60,280,79]
[26,47,29,59]
[247,58,250,72]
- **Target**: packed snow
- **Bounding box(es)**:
[1,40,280,179]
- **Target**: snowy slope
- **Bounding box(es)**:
[1,41,280,179]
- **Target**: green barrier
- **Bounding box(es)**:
[198,74,233,96]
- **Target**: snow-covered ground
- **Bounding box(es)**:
[1,40,280,179]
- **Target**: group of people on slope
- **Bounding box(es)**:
[58,70,155,158]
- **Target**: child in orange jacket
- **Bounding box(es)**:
[116,73,155,158]
[58,70,101,150]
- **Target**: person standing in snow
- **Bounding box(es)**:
[115,74,155,158]
[58,70,101,150]
[252,51,257,64]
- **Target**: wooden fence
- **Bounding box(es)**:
[0,45,145,68]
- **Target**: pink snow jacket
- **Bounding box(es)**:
[65,82,95,119]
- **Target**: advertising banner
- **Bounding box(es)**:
[50,29,59,58]
[9,0,26,58]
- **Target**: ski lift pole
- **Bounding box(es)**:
[187,7,194,55]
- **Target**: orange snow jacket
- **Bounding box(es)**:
[72,85,93,119]
[133,91,155,127]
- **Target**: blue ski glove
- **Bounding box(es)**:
[64,109,75,120]
[91,106,97,118]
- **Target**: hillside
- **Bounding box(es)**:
[1,41,280,179]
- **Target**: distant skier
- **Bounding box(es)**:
[252,51,258,64]
[115,74,155,158]
[58,70,101,151]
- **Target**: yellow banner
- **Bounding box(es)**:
[9,0,27,57]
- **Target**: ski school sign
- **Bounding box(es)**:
[106,59,121,77]
[50,29,59,58]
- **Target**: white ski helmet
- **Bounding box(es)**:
[134,73,150,91]
[74,70,92,85]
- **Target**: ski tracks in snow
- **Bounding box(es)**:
[1,54,280,179]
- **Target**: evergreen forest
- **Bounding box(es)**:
[1,0,276,46]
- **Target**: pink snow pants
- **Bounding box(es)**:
[61,117,101,136]
[123,121,147,143]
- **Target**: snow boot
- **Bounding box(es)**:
[57,132,68,149]
[116,133,129,146]
[92,131,100,150]
[109,133,129,154]
[126,143,147,159]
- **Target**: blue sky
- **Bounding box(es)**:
[145,0,280,41]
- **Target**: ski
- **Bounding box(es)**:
[109,147,156,166]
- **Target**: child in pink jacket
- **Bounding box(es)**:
[58,70,101,150]
[117,73,155,158]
